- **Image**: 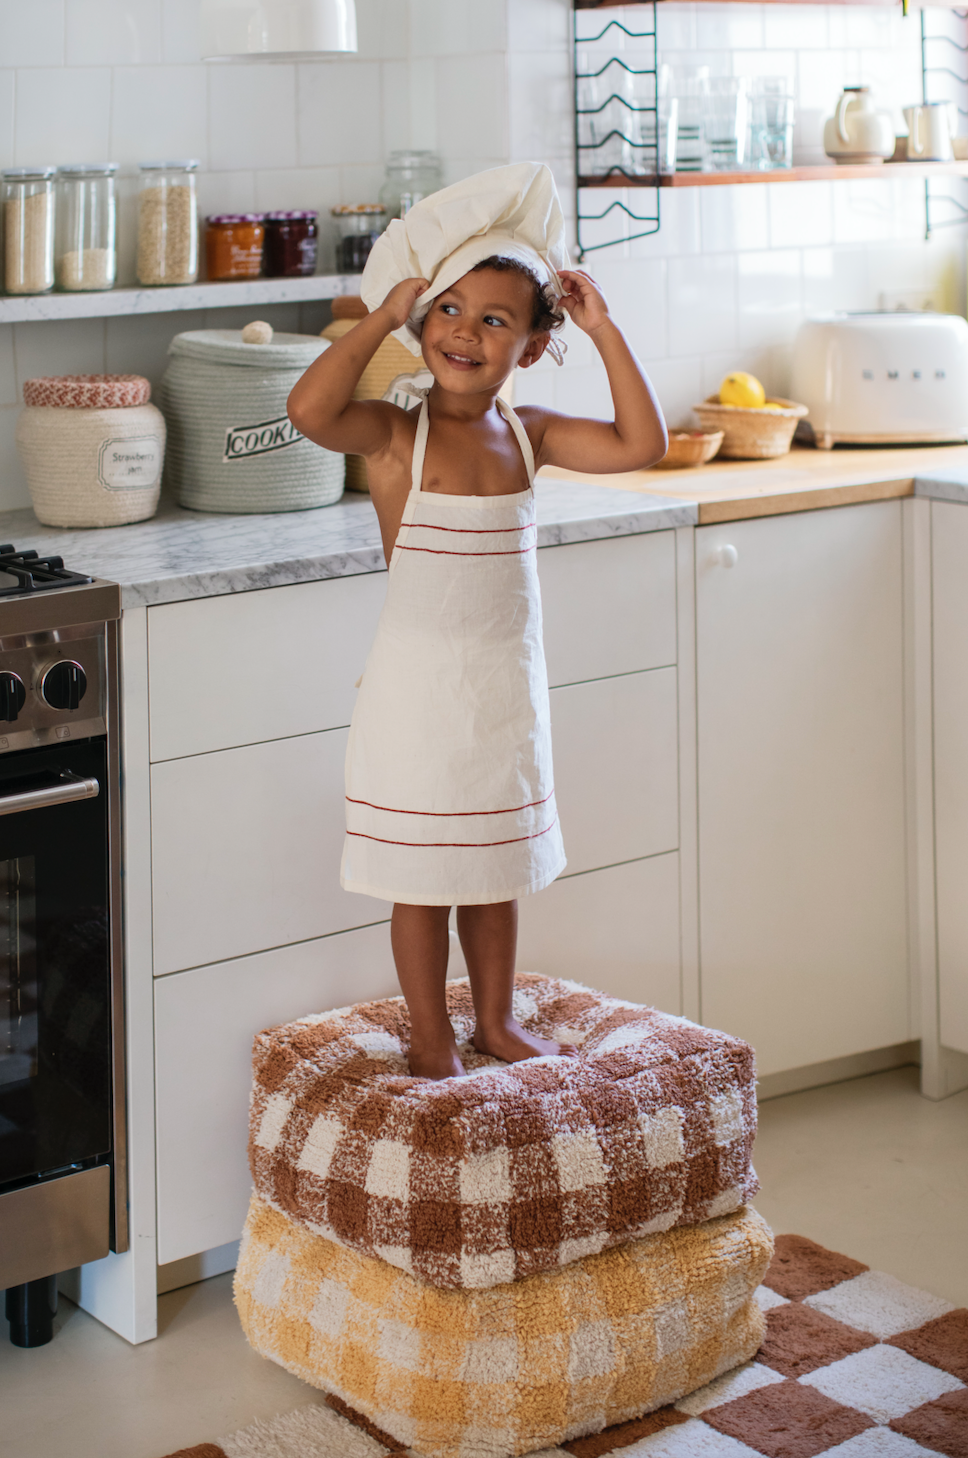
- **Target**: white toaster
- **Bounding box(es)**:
[790,312,968,448]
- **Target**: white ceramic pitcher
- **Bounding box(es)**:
[903,102,953,161]
[823,86,895,163]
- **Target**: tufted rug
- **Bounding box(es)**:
[157,1234,968,1458]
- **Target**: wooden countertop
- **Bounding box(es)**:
[538,441,968,525]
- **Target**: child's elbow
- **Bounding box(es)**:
[287,386,313,436]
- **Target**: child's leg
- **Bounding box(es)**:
[391,903,466,1080]
[457,900,578,1063]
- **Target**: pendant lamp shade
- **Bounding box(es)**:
[200,0,357,58]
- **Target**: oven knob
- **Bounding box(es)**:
[41,660,87,711]
[0,671,26,722]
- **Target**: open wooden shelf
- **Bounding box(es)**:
[578,159,968,187]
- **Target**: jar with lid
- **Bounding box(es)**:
[332,205,386,273]
[55,164,117,291]
[263,211,318,278]
[137,161,199,286]
[378,151,442,220]
[206,214,265,281]
[2,167,55,295]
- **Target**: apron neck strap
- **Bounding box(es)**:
[497,396,536,485]
[411,394,536,492]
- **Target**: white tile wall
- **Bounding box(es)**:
[0,0,964,509]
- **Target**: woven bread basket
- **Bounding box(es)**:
[161,329,344,513]
[692,396,808,459]
[17,374,166,528]
[322,301,417,493]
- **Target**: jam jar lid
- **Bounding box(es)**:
[331,203,386,215]
[264,210,319,221]
[207,213,266,225]
[139,159,201,171]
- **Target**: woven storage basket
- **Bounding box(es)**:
[322,302,417,493]
[160,329,344,513]
[692,396,808,460]
[16,374,166,528]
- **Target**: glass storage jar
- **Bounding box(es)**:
[332,205,386,273]
[55,164,117,291]
[137,161,199,285]
[263,211,318,277]
[2,167,56,295]
[378,150,442,220]
[205,214,265,280]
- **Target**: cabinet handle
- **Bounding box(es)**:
[716,544,739,568]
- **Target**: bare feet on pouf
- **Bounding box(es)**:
[473,1019,579,1064]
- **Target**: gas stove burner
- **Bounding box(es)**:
[0,545,93,597]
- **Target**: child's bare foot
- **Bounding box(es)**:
[408,1042,466,1080]
[472,1019,579,1064]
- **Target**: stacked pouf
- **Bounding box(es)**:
[235,974,774,1458]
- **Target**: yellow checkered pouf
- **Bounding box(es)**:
[235,1196,773,1458]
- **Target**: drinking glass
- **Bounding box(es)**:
[702,77,750,171]
[667,67,709,172]
[749,78,795,170]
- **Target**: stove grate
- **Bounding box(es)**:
[0,546,94,597]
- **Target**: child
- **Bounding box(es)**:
[288,164,666,1080]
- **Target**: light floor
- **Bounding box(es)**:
[1,1066,966,1458]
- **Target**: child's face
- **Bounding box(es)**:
[420,268,549,393]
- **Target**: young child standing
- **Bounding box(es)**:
[288,164,666,1080]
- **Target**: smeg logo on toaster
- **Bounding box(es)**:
[223,415,304,463]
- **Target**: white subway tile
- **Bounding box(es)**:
[381,59,410,155]
[512,365,556,410]
[0,2,65,66]
[201,302,301,333]
[769,180,832,249]
[338,162,384,205]
[161,0,201,63]
[797,48,860,114]
[700,183,770,254]
[832,178,898,244]
[731,49,797,83]
[764,4,827,50]
[829,4,903,50]
[435,53,507,162]
[66,0,161,66]
[593,257,668,359]
[641,354,704,430]
[700,348,743,402]
[553,360,612,419]
[196,170,256,219]
[254,166,341,215]
[667,253,737,356]
[0,407,31,512]
[0,325,16,408]
[0,72,14,171]
[14,318,106,389]
[408,56,438,153]
[210,64,297,172]
[410,0,506,59]
[111,65,207,166]
[15,68,112,166]
[629,189,701,261]
[508,0,570,56]
[105,308,204,391]
[802,245,873,314]
[355,0,409,60]
[737,248,802,349]
[297,61,382,168]
[655,4,697,53]
[696,4,764,52]
[509,48,571,165]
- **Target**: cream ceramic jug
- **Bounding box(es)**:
[903,102,953,161]
[823,86,895,163]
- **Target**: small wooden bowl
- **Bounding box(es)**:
[654,429,724,469]
[692,396,808,460]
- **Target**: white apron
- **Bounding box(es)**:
[340,395,566,906]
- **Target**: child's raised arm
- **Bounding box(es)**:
[525,270,668,474]
[287,277,429,458]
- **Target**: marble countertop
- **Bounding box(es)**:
[913,468,968,503]
[0,483,695,608]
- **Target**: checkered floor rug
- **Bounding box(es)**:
[162,1234,968,1458]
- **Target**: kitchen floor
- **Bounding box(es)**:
[1,1066,966,1458]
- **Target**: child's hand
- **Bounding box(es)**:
[377,276,431,331]
[557,269,610,335]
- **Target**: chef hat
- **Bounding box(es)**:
[360,162,571,360]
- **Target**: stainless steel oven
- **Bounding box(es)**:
[0,550,125,1346]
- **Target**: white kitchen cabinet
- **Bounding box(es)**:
[696,502,909,1076]
[930,501,968,1056]
[538,531,676,686]
[154,923,397,1265]
[151,728,388,975]
[147,571,387,762]
[549,668,679,877]
[517,853,681,1014]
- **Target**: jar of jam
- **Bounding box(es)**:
[332,205,386,273]
[263,210,318,277]
[205,213,265,281]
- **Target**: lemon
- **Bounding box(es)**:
[719,372,766,409]
[761,402,784,411]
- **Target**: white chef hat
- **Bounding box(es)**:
[360,161,571,361]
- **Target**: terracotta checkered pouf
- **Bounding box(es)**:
[234,1197,773,1458]
[248,974,759,1290]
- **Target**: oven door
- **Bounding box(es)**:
[0,739,111,1194]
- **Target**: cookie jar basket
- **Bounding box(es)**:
[16,374,166,528]
[321,296,416,493]
[160,329,344,513]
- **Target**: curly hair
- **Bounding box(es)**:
[470,255,565,336]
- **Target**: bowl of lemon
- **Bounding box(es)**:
[693,373,808,459]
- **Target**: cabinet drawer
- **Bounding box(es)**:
[538,531,676,688]
[151,730,387,975]
[550,667,679,877]
[154,924,397,1265]
[147,572,387,761]
[518,854,681,1014]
